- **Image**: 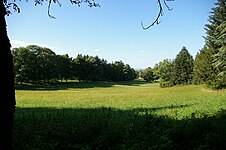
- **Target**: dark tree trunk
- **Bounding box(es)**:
[0,1,16,149]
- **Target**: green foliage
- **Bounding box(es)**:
[172,47,194,85]
[12,47,35,83]
[156,59,173,87]
[160,80,173,88]
[55,54,73,82]
[12,45,137,83]
[212,22,226,88]
[140,67,155,82]
[153,63,160,81]
[14,108,226,150]
[73,56,137,82]
[73,54,106,81]
[193,47,210,85]
[12,45,58,83]
[111,61,136,82]
[197,0,226,89]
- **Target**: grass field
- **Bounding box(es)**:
[13,80,226,149]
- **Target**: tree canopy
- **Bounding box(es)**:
[12,45,137,83]
[140,67,155,82]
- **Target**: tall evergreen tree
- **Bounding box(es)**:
[172,47,194,85]
[197,0,226,89]
[213,22,226,78]
[212,21,226,88]
[193,46,216,85]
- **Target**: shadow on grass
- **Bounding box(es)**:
[113,80,148,86]
[13,106,226,150]
[15,80,148,91]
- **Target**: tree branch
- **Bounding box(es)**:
[47,0,62,19]
[164,0,173,11]
[141,0,174,30]
[4,0,100,18]
[3,1,20,15]
[4,0,172,29]
[47,0,99,18]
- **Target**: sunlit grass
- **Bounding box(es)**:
[15,80,226,119]
[13,80,226,149]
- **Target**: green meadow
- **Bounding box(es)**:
[14,80,226,149]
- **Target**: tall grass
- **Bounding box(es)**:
[14,80,226,149]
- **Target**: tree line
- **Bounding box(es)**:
[140,46,194,87]
[140,0,226,89]
[12,45,137,83]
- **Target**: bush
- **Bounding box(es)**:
[160,80,173,88]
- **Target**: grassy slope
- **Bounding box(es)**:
[14,80,226,149]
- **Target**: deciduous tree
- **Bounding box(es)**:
[158,59,173,87]
[140,67,155,82]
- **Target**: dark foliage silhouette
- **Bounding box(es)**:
[14,107,226,149]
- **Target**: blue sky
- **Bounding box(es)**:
[7,0,216,69]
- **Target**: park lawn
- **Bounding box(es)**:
[15,81,226,119]
[13,80,226,149]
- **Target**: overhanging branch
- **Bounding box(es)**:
[4,0,100,18]
[141,0,174,30]
[4,0,172,29]
[47,0,100,18]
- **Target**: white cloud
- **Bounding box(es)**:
[10,40,56,50]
